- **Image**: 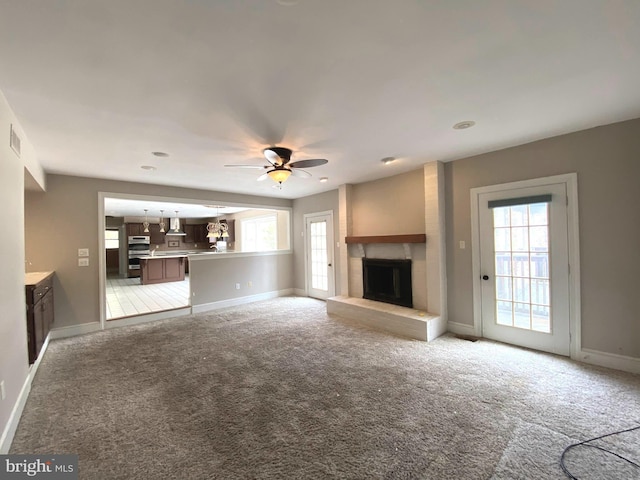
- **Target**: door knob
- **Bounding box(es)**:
[482,275,489,280]
[328,263,332,267]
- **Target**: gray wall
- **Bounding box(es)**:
[190,253,292,305]
[25,174,292,328]
[446,118,640,358]
[292,190,340,294]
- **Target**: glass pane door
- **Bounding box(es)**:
[493,202,551,332]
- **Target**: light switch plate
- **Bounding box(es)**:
[78,258,89,267]
[0,380,5,401]
[78,248,89,257]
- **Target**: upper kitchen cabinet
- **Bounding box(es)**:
[126,223,144,237]
[149,223,165,245]
[194,223,208,244]
[183,224,195,243]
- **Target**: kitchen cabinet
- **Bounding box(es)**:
[183,224,195,243]
[194,223,208,244]
[140,256,186,285]
[149,223,166,245]
[126,223,145,237]
[25,272,55,364]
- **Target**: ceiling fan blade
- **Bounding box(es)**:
[264,146,293,166]
[263,149,282,166]
[224,164,268,169]
[257,172,270,181]
[290,168,312,178]
[289,158,328,169]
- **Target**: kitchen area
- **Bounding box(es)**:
[105,200,240,320]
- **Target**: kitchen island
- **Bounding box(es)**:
[139,254,187,285]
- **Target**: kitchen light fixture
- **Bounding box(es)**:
[159,210,166,233]
[381,157,396,165]
[267,168,292,184]
[207,206,229,239]
[319,177,328,183]
[143,209,150,233]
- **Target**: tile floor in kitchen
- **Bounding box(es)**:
[106,274,190,320]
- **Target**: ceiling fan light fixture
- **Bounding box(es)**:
[267,168,292,184]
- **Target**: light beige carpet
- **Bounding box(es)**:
[11,297,640,479]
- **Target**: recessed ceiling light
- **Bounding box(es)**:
[319,177,328,183]
[381,157,396,165]
[140,165,157,171]
[151,151,169,157]
[453,121,476,130]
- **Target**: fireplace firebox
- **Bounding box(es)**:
[362,258,413,308]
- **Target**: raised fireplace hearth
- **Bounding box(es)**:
[363,258,413,308]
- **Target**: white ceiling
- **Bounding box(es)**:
[2,1,640,200]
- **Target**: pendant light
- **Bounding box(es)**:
[206,206,229,239]
[159,210,165,233]
[143,209,150,233]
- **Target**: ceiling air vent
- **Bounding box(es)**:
[9,124,21,157]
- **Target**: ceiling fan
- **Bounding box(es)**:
[225,147,328,185]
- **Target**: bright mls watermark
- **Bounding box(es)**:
[0,455,77,479]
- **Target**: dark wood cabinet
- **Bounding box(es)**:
[149,223,165,245]
[183,224,195,243]
[194,223,208,244]
[126,223,144,237]
[140,257,186,285]
[25,272,54,364]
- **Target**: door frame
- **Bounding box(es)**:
[470,173,581,359]
[303,210,335,299]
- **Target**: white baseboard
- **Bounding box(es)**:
[192,289,294,314]
[49,322,102,340]
[578,348,640,375]
[105,307,192,330]
[0,332,53,453]
[447,321,478,337]
[293,288,307,297]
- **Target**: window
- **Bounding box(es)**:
[105,229,119,249]
[241,215,277,251]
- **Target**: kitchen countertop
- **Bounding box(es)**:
[25,271,54,285]
[138,251,227,260]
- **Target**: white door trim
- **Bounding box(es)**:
[470,173,581,358]
[303,210,335,299]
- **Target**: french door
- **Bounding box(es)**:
[304,211,335,300]
[477,181,571,356]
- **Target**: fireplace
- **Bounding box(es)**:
[362,258,413,308]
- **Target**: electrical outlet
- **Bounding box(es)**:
[0,380,6,401]
[78,248,89,257]
[235,283,240,290]
[247,281,252,287]
[78,258,89,267]
[459,241,466,250]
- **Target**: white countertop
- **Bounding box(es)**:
[25,271,54,285]
[138,251,225,260]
